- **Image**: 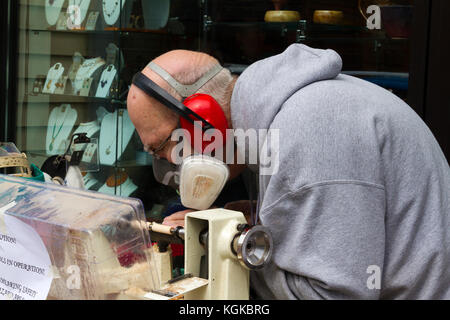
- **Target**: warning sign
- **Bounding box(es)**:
[0,202,53,300]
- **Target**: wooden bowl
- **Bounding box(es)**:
[264,10,301,22]
[313,10,344,25]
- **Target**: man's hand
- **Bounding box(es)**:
[162,209,195,228]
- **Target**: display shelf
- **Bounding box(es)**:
[27,150,152,169]
[25,27,176,36]
[204,19,410,43]
[11,0,415,202]
[22,93,127,107]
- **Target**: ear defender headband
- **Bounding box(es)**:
[131,63,229,153]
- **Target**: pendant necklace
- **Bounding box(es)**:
[105,110,122,156]
[103,0,126,25]
[96,64,117,97]
[49,105,70,151]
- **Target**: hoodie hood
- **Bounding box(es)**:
[230,44,342,132]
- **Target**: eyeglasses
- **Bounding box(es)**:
[144,132,172,159]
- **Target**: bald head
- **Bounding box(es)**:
[127,50,236,161]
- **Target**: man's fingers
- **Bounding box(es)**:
[162,209,195,228]
[163,220,185,228]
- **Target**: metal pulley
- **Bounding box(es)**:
[148,221,274,270]
[232,225,274,270]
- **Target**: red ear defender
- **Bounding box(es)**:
[180,93,229,154]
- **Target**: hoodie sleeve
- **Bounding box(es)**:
[251,180,386,300]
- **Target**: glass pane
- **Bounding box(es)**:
[202,0,413,101]
[13,0,415,215]
[14,0,194,209]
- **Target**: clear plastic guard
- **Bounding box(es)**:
[0,174,160,300]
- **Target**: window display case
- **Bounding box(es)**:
[7,0,424,215]
[202,0,413,100]
[13,0,201,215]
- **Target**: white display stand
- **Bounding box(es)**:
[42,63,65,94]
[83,172,99,190]
[95,65,117,98]
[45,0,65,26]
[142,0,170,30]
[102,0,127,26]
[81,142,98,164]
[73,58,105,95]
[98,177,137,197]
[67,0,91,27]
[73,121,100,164]
[96,106,109,122]
[99,110,135,165]
[46,104,78,155]
[117,178,138,197]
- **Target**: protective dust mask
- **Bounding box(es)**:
[179,154,229,211]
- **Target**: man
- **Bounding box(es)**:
[127,44,450,299]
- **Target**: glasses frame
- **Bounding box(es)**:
[145,132,172,159]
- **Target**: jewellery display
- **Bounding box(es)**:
[98,172,137,197]
[83,172,99,190]
[46,104,78,155]
[68,52,85,91]
[95,64,117,98]
[45,0,65,26]
[79,78,94,96]
[43,63,65,94]
[99,110,135,166]
[68,0,91,28]
[32,75,46,94]
[54,76,68,95]
[73,120,100,138]
[81,142,98,164]
[73,57,105,95]
[102,0,127,26]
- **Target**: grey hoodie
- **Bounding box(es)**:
[230,44,450,299]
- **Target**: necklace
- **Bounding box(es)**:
[100,110,134,165]
[102,0,126,25]
[74,58,105,94]
[95,65,117,98]
[49,105,70,151]
[105,111,121,155]
[45,0,65,26]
